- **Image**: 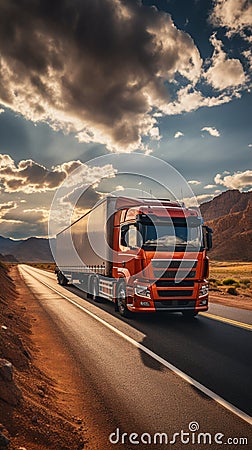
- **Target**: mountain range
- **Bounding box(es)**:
[0,236,55,262]
[0,190,251,262]
[200,190,252,261]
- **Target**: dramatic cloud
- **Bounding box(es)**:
[0,201,17,216]
[174,131,184,139]
[0,0,203,153]
[209,0,252,41]
[201,126,220,137]
[215,170,252,189]
[0,154,115,194]
[0,154,83,193]
[3,208,48,225]
[204,34,246,90]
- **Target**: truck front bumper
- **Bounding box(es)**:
[127,296,208,313]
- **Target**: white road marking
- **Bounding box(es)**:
[20,265,252,426]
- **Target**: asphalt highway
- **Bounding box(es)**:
[19,265,252,449]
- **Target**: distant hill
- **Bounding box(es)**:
[0,253,18,263]
[200,190,252,261]
[0,236,55,262]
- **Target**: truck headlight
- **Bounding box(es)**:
[134,284,151,298]
[199,284,208,297]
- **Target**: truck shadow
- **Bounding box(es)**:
[65,283,251,375]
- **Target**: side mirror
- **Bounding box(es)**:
[121,225,129,247]
[203,225,213,251]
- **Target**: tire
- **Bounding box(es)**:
[182,311,198,319]
[90,277,100,302]
[117,282,130,318]
[58,271,68,286]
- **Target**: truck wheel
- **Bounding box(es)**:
[91,277,100,302]
[182,311,198,319]
[117,282,130,318]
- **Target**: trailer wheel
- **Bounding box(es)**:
[117,282,130,318]
[182,311,198,319]
[90,277,100,302]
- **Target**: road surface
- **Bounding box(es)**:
[19,264,252,449]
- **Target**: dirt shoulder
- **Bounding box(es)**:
[209,261,252,311]
[0,264,86,449]
[209,292,252,311]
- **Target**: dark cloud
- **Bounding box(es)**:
[0,201,17,213]
[0,0,202,151]
[0,154,82,192]
[2,207,47,224]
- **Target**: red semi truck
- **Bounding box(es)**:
[55,196,212,317]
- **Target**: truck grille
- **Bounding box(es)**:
[152,260,197,269]
[152,259,197,279]
[155,270,196,279]
[157,290,193,297]
[156,280,194,288]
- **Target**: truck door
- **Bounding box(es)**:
[119,223,142,278]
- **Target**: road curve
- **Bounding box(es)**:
[19,264,252,449]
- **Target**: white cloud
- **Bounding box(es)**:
[204,34,246,91]
[201,126,220,137]
[248,144,252,147]
[243,50,252,70]
[115,185,125,191]
[196,194,215,204]
[148,127,161,141]
[214,170,252,190]
[160,83,236,116]
[183,193,215,207]
[188,180,201,185]
[209,0,252,41]
[174,131,184,139]
[204,184,217,189]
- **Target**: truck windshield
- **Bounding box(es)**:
[140,220,202,250]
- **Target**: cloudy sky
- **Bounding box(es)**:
[0,0,251,239]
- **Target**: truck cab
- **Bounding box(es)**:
[112,199,212,317]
